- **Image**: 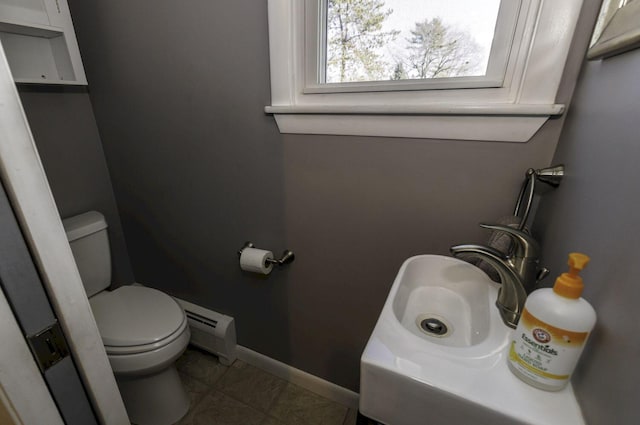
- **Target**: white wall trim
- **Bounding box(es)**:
[0,42,129,424]
[273,114,549,142]
[237,346,359,409]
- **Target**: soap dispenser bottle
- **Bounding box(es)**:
[508,252,596,391]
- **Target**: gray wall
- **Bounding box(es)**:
[18,87,134,285]
[534,49,640,424]
[66,0,596,390]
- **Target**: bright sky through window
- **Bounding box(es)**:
[325,0,501,83]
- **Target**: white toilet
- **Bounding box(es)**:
[63,211,191,425]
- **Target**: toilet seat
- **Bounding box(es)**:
[104,319,189,355]
[106,324,190,376]
[90,285,186,353]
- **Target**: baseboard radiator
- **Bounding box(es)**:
[173,297,237,366]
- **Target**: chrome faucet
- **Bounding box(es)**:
[450,224,550,328]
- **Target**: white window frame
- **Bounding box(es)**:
[304,0,518,93]
[265,0,585,142]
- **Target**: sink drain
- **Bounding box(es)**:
[421,318,448,335]
[415,314,452,338]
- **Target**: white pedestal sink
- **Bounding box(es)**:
[360,255,585,425]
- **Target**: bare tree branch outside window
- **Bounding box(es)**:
[326,0,399,82]
[325,0,486,83]
[405,18,482,79]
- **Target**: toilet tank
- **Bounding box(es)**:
[62,211,112,297]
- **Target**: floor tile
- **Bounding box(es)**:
[217,361,287,412]
[343,409,358,425]
[183,391,266,425]
[180,372,211,408]
[176,346,228,386]
[261,417,286,425]
[175,409,194,425]
[174,346,354,425]
[268,383,348,425]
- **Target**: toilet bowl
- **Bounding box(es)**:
[63,212,190,425]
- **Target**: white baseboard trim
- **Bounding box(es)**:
[236,345,359,409]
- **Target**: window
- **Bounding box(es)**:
[266,0,585,142]
[308,0,509,91]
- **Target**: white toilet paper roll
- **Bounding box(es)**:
[240,248,274,275]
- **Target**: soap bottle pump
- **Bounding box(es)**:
[508,253,597,391]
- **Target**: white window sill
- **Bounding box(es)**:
[265,104,564,142]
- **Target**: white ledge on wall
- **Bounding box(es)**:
[265,104,565,116]
[265,104,565,143]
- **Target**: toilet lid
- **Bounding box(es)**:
[89,286,186,347]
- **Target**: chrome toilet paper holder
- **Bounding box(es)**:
[238,242,295,267]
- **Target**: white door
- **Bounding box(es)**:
[0,38,129,424]
[0,178,98,424]
[0,284,65,425]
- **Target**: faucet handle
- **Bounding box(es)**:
[479,223,540,259]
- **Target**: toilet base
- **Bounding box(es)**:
[116,364,190,425]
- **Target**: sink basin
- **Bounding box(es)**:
[392,255,492,347]
[360,255,585,425]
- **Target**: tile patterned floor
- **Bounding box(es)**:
[174,346,358,425]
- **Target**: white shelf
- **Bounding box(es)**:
[0,0,87,85]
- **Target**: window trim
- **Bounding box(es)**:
[265,0,584,142]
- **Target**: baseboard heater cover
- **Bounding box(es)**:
[173,297,237,366]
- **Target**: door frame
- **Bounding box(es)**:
[0,284,64,425]
[0,42,129,424]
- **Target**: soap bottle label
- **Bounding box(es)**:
[508,308,589,388]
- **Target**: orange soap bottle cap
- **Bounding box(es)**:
[553,252,590,299]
